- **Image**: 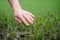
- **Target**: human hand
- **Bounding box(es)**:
[14,9,35,26]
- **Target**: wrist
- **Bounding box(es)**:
[12,5,22,12]
[9,0,22,12]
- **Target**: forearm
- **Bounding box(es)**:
[8,0,21,11]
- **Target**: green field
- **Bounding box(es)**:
[0,0,60,40]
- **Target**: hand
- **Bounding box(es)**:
[14,9,35,26]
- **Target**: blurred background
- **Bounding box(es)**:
[0,0,60,40]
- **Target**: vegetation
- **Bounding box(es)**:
[0,0,60,40]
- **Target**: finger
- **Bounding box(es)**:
[14,17,21,23]
[26,13,34,21]
[19,15,29,26]
[23,13,33,24]
[23,10,35,17]
[27,12,35,17]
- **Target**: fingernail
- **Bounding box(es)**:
[33,15,35,17]
[31,22,33,24]
[26,24,29,26]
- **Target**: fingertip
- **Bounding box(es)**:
[30,13,35,17]
[26,23,29,26]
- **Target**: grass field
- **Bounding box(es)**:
[0,0,60,40]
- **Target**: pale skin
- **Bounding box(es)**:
[8,0,35,26]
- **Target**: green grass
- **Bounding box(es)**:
[0,0,60,40]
